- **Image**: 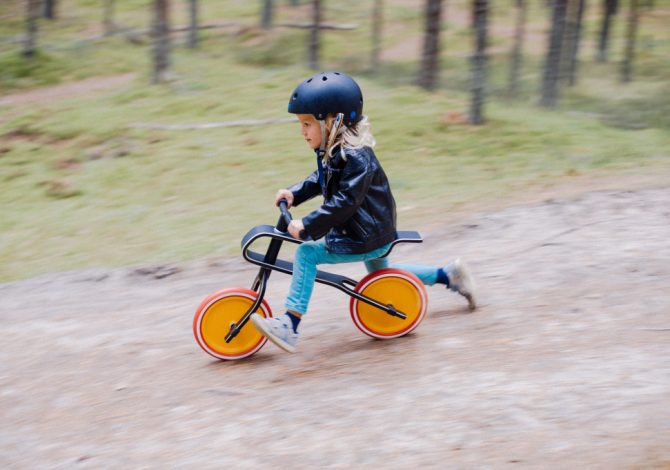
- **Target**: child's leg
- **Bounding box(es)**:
[365,257,477,310]
[285,240,392,315]
[364,258,440,285]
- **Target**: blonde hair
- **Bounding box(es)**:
[326,115,376,159]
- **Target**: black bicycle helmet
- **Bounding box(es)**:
[288,71,364,127]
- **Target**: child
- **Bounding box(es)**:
[251,72,476,353]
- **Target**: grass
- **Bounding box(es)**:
[0,0,669,282]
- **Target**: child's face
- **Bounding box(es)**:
[297,114,322,150]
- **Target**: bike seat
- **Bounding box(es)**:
[377,231,423,258]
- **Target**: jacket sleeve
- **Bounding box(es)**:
[288,171,321,207]
[301,154,373,240]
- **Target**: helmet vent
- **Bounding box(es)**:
[293,93,298,100]
[322,76,328,81]
[334,72,340,75]
[307,78,312,83]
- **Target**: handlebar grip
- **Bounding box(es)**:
[278,199,292,227]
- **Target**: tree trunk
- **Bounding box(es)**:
[596,0,618,62]
[23,0,40,58]
[540,0,568,108]
[620,0,639,82]
[370,0,384,72]
[417,0,443,91]
[470,0,488,124]
[261,0,273,30]
[151,0,171,84]
[507,0,526,96]
[187,0,199,48]
[565,0,586,85]
[104,0,115,36]
[309,0,321,70]
[44,0,57,19]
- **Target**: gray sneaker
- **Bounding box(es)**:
[250,313,298,353]
[446,259,477,311]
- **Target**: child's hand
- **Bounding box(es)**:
[275,189,294,208]
[288,220,304,239]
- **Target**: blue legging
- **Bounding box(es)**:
[285,239,439,315]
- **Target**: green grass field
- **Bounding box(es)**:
[1,0,669,282]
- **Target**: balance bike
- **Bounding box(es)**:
[193,201,428,360]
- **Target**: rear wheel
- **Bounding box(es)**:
[350,268,427,339]
[193,288,272,360]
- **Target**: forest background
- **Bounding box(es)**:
[0,0,668,282]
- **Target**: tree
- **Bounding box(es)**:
[261,0,273,30]
[563,0,587,86]
[596,0,619,62]
[103,0,115,36]
[44,0,57,19]
[309,0,321,70]
[417,0,444,90]
[540,0,568,107]
[507,0,526,96]
[151,0,171,84]
[187,0,199,48]
[620,0,640,82]
[370,0,384,71]
[23,0,41,58]
[470,0,488,124]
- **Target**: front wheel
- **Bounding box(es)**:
[193,288,272,360]
[350,268,428,339]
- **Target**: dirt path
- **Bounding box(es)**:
[1,181,669,467]
[0,73,136,107]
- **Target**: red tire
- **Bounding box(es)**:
[193,288,272,360]
[350,268,428,339]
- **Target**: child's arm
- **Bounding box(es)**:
[301,154,373,240]
[287,171,321,207]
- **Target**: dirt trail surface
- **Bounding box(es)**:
[2,184,670,468]
[0,73,136,107]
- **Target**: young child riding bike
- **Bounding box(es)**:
[251,72,476,353]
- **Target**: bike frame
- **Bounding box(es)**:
[224,203,422,343]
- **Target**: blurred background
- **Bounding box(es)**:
[2,2,670,468]
[0,0,668,281]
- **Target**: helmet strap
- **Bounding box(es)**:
[317,119,328,159]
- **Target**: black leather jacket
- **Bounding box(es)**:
[288,146,397,254]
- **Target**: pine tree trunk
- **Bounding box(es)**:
[620,0,639,82]
[470,0,488,125]
[309,0,321,70]
[507,0,526,96]
[44,0,57,19]
[540,0,568,108]
[23,0,40,58]
[151,0,171,84]
[261,0,273,30]
[104,0,115,36]
[560,0,578,84]
[417,0,443,91]
[187,0,199,48]
[371,0,384,71]
[565,0,586,85]
[596,0,618,62]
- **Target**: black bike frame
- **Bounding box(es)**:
[224,203,422,343]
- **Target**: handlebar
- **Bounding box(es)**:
[278,199,292,227]
[278,199,309,240]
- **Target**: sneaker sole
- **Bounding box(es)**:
[250,314,297,354]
